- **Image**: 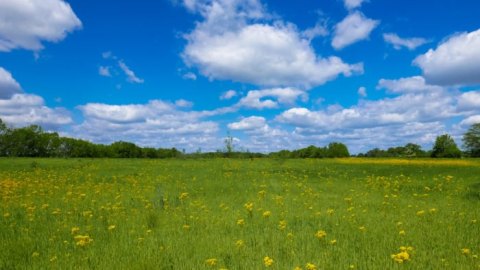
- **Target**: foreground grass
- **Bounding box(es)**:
[1,158,479,269]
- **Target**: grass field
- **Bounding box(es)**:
[1,158,479,269]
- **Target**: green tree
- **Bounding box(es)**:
[463,123,480,157]
[327,142,350,157]
[224,133,234,157]
[431,134,462,158]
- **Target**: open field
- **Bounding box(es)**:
[1,158,479,269]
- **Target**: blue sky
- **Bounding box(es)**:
[1,0,480,153]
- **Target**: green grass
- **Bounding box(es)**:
[1,158,479,269]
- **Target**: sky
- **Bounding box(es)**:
[0,0,480,153]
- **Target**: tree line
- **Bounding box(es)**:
[1,118,479,158]
[0,120,180,158]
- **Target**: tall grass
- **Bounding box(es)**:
[1,158,479,269]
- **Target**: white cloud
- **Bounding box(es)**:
[220,90,238,100]
[118,61,144,84]
[377,76,443,94]
[99,66,112,77]
[301,22,328,40]
[414,28,480,86]
[75,99,220,150]
[0,0,81,52]
[182,72,197,80]
[277,90,455,131]
[0,67,22,99]
[0,93,72,128]
[182,0,362,88]
[237,87,308,109]
[228,116,266,130]
[332,11,379,50]
[460,115,480,126]
[175,99,194,108]
[383,33,428,50]
[358,86,367,97]
[344,0,366,10]
[457,91,480,111]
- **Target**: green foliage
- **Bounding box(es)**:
[463,123,480,157]
[0,119,180,158]
[431,134,462,158]
[358,143,428,158]
[269,142,350,158]
[327,142,350,157]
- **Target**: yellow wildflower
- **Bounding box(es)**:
[205,258,217,266]
[462,248,471,255]
[359,226,366,232]
[262,211,271,218]
[294,267,302,270]
[330,239,337,245]
[71,227,80,235]
[108,225,116,231]
[416,210,425,216]
[305,263,317,270]
[315,230,327,239]
[182,224,190,230]
[278,220,287,230]
[244,202,254,212]
[74,235,93,247]
[399,230,406,236]
[235,239,244,248]
[237,219,245,226]
[179,192,189,200]
[327,209,335,215]
[263,256,274,267]
[391,246,413,263]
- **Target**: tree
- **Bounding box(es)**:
[431,134,462,158]
[327,142,350,157]
[463,123,480,157]
[224,133,234,157]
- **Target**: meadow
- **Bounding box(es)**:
[1,158,479,269]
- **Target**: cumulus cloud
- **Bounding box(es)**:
[182,72,197,80]
[75,99,220,150]
[0,67,22,99]
[228,116,266,130]
[99,66,112,77]
[277,89,455,131]
[0,94,72,128]
[457,91,480,111]
[182,0,362,88]
[220,90,238,100]
[301,22,328,40]
[118,61,144,84]
[383,33,428,50]
[236,87,308,109]
[377,76,443,94]
[357,86,367,97]
[332,11,379,50]
[460,115,480,126]
[175,99,194,108]
[343,0,366,10]
[0,0,81,52]
[414,28,480,86]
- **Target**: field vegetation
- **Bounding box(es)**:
[1,158,479,269]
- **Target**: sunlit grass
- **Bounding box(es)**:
[1,158,479,269]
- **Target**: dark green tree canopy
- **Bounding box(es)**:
[431,134,462,158]
[463,123,480,157]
